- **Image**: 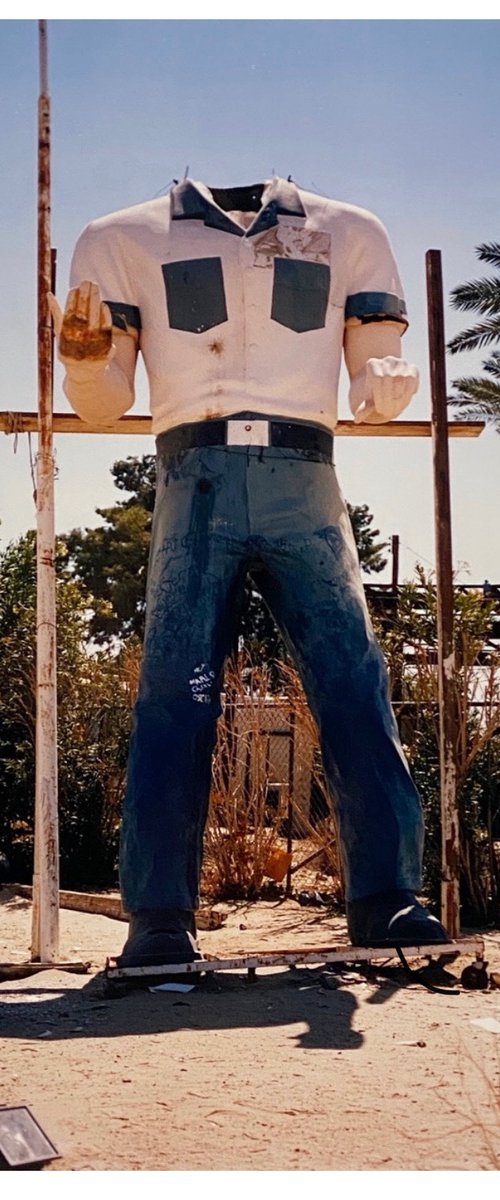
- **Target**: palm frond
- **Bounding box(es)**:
[451,376,500,404]
[448,375,500,430]
[450,277,500,315]
[476,242,500,269]
[448,317,500,354]
[447,401,500,431]
[482,351,500,379]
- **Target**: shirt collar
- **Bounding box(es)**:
[170,177,306,238]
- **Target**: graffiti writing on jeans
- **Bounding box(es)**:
[190,663,215,704]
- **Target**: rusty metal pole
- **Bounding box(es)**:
[285,708,296,897]
[426,249,460,937]
[32,19,59,961]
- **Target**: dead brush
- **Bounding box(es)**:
[202,651,344,901]
[203,653,285,898]
[279,659,344,900]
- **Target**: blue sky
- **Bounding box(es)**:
[1,18,499,584]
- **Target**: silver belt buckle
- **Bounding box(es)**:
[226,419,270,447]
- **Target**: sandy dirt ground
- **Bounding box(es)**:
[1,886,500,1173]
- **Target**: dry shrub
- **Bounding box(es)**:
[279,660,344,897]
[119,637,143,709]
[202,651,344,901]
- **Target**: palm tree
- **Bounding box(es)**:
[448,242,500,430]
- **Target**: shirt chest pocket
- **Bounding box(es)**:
[162,257,228,333]
[271,258,331,333]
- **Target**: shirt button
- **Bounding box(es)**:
[245,424,252,432]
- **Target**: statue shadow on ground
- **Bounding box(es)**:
[0,963,409,1052]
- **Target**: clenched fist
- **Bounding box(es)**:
[349,356,419,424]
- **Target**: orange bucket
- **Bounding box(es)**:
[264,848,293,882]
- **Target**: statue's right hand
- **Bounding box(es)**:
[48,281,114,363]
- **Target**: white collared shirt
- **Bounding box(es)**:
[70,178,408,435]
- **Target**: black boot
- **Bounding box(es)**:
[346,889,450,948]
[116,908,204,968]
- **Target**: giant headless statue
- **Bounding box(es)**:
[50,178,449,963]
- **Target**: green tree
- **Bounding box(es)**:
[65,455,388,648]
[0,533,133,886]
[64,456,154,644]
[347,502,387,575]
[448,242,500,430]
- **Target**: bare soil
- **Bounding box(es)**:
[1,886,500,1172]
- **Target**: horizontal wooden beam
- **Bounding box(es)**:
[0,411,485,438]
[0,961,90,980]
[11,884,226,929]
[14,884,126,920]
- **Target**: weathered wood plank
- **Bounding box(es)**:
[0,412,485,437]
[12,886,226,929]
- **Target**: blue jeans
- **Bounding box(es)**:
[119,439,424,912]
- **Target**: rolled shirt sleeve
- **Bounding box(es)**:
[344,211,408,331]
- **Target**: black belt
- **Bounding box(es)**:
[157,415,333,462]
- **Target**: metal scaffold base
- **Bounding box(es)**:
[105,936,485,987]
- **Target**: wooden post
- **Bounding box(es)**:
[391,534,399,592]
[426,249,460,937]
[32,20,59,961]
